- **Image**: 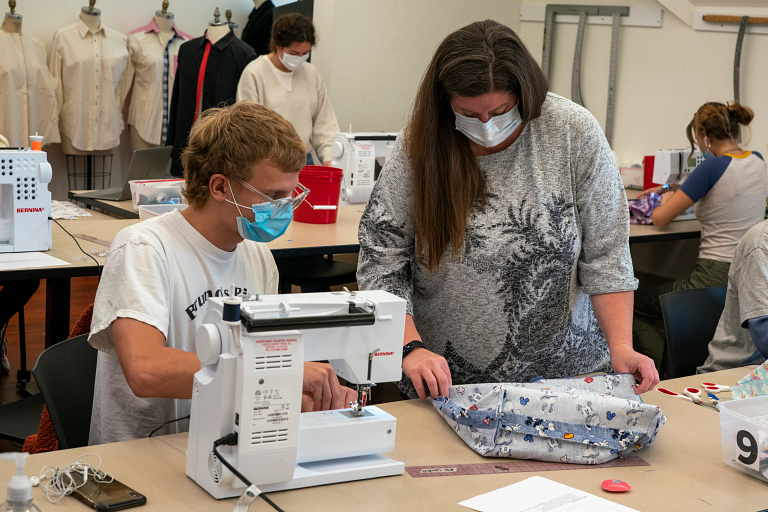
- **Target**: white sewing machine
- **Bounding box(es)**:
[186,290,407,498]
[652,148,704,221]
[652,147,705,186]
[0,136,53,253]
[330,131,398,205]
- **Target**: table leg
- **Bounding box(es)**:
[45,278,71,348]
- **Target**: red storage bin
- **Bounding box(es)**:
[293,165,343,224]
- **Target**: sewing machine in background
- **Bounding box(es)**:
[186,289,407,498]
[330,130,398,205]
[652,148,705,187]
[652,148,704,221]
[0,134,53,252]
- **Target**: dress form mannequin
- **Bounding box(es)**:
[63,0,112,156]
[155,0,174,47]
[206,7,231,45]
[225,10,238,31]
[1,0,22,34]
[79,0,101,33]
[253,0,267,8]
[130,0,175,151]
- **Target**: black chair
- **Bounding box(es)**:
[0,393,45,443]
[659,287,727,379]
[32,334,98,449]
[275,255,357,294]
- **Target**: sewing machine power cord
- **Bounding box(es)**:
[214,433,286,512]
[51,217,102,281]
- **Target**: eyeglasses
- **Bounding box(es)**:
[231,176,310,217]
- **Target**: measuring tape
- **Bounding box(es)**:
[406,455,649,478]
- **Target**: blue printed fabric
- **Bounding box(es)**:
[432,374,665,465]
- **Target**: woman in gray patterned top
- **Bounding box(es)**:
[357,20,659,400]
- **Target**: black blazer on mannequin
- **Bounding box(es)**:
[166,30,256,177]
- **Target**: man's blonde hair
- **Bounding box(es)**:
[181,102,306,209]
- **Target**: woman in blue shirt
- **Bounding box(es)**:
[633,101,768,369]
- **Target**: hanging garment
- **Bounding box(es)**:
[241,1,274,57]
[49,17,132,152]
[433,374,666,465]
[0,30,60,147]
[166,30,256,176]
[127,19,193,146]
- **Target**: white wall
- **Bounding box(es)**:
[315,0,522,134]
[518,0,768,165]
[17,0,258,200]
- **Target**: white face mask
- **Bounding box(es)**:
[278,48,309,71]
[454,104,522,148]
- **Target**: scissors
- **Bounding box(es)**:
[655,387,692,401]
[702,382,730,393]
[683,387,720,410]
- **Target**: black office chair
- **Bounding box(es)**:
[659,287,727,379]
[0,393,45,443]
[275,255,357,294]
[32,334,98,449]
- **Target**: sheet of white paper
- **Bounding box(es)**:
[459,476,639,512]
[0,251,71,270]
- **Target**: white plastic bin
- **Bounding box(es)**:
[129,179,185,211]
[719,395,768,483]
[137,203,187,221]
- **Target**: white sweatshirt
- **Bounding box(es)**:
[236,55,339,163]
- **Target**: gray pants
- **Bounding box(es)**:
[632,258,730,369]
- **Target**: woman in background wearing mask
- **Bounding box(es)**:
[357,20,658,400]
[237,13,339,166]
[633,102,767,369]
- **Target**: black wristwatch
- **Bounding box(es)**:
[402,340,426,359]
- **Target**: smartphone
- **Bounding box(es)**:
[69,471,147,511]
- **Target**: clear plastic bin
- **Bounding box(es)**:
[137,203,187,221]
[129,179,185,211]
[719,395,768,483]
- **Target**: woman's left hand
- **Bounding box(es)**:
[609,344,659,394]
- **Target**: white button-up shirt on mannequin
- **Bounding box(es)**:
[127,19,192,146]
[0,30,60,147]
[49,17,131,152]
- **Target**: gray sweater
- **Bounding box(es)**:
[357,93,637,398]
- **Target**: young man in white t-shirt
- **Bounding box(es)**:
[88,102,357,445]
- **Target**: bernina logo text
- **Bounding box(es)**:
[16,208,44,213]
[374,351,394,357]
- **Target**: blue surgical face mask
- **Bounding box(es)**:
[702,150,714,160]
[226,180,293,243]
[453,103,522,148]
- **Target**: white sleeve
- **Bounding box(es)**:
[88,236,171,354]
[310,69,339,163]
[236,64,260,103]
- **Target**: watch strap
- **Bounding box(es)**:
[402,340,426,359]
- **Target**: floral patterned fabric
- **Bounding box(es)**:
[432,373,665,464]
[628,193,661,225]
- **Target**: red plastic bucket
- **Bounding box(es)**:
[293,165,343,224]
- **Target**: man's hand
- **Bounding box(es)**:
[610,344,659,394]
[402,348,452,400]
[301,362,358,412]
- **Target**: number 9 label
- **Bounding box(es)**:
[734,429,761,470]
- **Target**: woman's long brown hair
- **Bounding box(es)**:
[406,20,548,272]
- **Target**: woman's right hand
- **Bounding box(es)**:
[402,348,452,399]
